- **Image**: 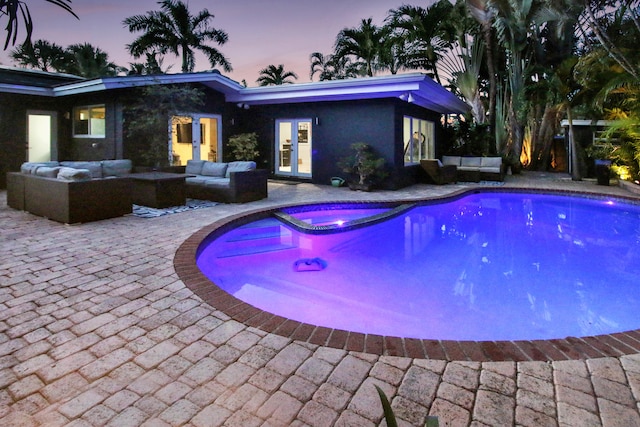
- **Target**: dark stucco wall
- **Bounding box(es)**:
[236,97,446,188]
[0,94,67,189]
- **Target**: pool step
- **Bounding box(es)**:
[215,243,297,258]
[216,218,298,258]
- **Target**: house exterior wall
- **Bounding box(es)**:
[0,93,68,189]
[237,98,446,188]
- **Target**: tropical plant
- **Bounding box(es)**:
[465,0,497,133]
[124,84,205,167]
[0,0,77,49]
[60,43,125,77]
[227,132,260,161]
[256,64,298,86]
[492,0,563,168]
[386,1,455,85]
[334,18,387,77]
[309,51,361,81]
[339,142,388,190]
[123,0,232,73]
[375,385,439,427]
[10,39,65,71]
[127,51,170,75]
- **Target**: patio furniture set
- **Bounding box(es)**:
[6,159,268,224]
[421,156,505,184]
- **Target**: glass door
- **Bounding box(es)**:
[171,114,221,165]
[27,110,57,162]
[276,119,312,178]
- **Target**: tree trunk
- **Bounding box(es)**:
[483,22,497,152]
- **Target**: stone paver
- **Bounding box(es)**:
[1,174,640,425]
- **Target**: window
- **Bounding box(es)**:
[73,105,105,137]
[403,116,434,165]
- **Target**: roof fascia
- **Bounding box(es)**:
[52,72,244,97]
[0,83,55,96]
[228,73,469,114]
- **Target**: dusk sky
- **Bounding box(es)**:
[0,0,423,85]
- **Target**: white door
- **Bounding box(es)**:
[171,114,221,165]
[275,119,312,178]
[27,111,57,162]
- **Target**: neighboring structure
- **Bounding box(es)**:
[0,66,469,189]
[560,119,614,177]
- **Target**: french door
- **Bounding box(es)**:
[275,119,312,178]
[170,114,221,165]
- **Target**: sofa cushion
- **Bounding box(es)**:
[185,177,208,185]
[225,161,256,178]
[35,166,62,178]
[21,161,60,174]
[480,157,502,168]
[102,159,132,177]
[204,178,231,188]
[461,157,482,167]
[185,160,206,175]
[60,161,103,178]
[442,156,460,166]
[201,162,228,178]
[57,167,92,182]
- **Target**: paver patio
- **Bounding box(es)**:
[1,172,640,426]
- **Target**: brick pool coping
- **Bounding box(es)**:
[174,187,640,362]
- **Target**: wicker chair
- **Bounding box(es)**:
[420,159,457,184]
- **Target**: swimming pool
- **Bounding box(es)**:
[194,190,640,342]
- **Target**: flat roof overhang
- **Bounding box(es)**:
[228,73,470,114]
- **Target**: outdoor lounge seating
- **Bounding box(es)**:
[6,160,133,223]
[182,160,268,203]
[442,155,505,182]
[420,159,457,184]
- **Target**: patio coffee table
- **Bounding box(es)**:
[127,172,191,208]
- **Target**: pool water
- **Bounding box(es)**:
[196,192,640,341]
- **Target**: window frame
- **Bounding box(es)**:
[72,104,106,138]
[403,116,435,166]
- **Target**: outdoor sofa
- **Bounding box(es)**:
[180,160,268,203]
[420,159,457,184]
[7,160,133,224]
[441,155,505,182]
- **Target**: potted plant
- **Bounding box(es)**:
[339,142,388,191]
[586,142,616,185]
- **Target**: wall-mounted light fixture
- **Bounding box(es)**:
[236,103,250,110]
[315,117,319,125]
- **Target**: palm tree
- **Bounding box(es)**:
[492,0,561,168]
[309,52,361,81]
[386,2,455,84]
[334,18,386,77]
[256,64,298,86]
[123,0,231,73]
[1,0,77,49]
[61,43,125,78]
[10,39,66,71]
[465,0,498,136]
[127,51,170,75]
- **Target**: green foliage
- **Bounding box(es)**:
[447,120,493,156]
[375,385,439,427]
[1,0,77,49]
[227,132,260,161]
[124,84,205,167]
[256,64,298,86]
[124,0,232,73]
[339,142,388,187]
